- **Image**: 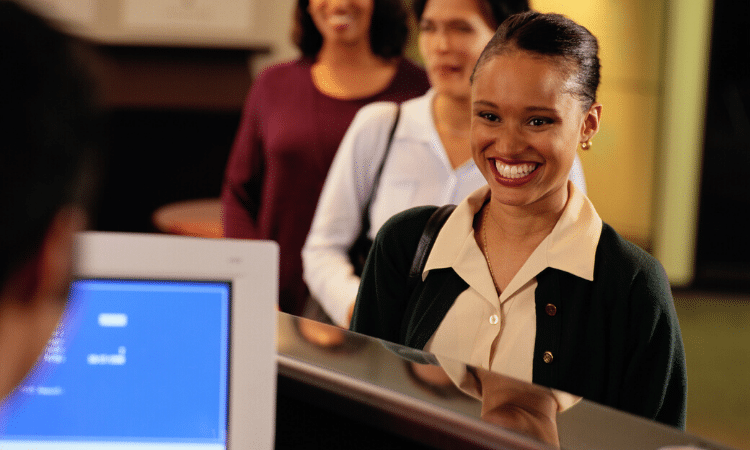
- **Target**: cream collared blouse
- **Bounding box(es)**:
[423,181,603,382]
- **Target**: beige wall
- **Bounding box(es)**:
[18,0,300,68]
[532,0,666,250]
[533,0,712,285]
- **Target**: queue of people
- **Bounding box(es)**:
[301,0,590,328]
[222,0,686,430]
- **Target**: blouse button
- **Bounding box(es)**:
[489,314,499,325]
[543,351,554,364]
[545,303,557,316]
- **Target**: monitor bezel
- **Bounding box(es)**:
[72,231,278,450]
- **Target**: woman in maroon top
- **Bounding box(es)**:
[221,0,430,315]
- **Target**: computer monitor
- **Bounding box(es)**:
[0,231,278,450]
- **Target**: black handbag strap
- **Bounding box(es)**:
[358,104,401,241]
[407,204,457,292]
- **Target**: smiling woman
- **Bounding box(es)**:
[351,11,687,430]
[470,52,600,218]
[307,0,373,46]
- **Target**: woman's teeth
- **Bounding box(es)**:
[495,162,537,179]
[330,14,353,26]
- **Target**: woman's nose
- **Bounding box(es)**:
[436,29,451,52]
[328,0,351,10]
[493,129,525,156]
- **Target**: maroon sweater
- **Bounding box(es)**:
[221,57,430,315]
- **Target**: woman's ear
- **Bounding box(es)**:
[34,206,88,304]
[0,206,87,305]
[580,102,602,143]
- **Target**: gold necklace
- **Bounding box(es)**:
[482,204,501,294]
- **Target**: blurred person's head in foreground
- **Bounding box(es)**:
[0,0,99,400]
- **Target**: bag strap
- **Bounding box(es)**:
[358,104,401,241]
[407,204,456,292]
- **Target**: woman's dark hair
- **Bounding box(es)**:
[412,0,530,30]
[293,0,409,59]
[0,1,100,290]
[472,11,601,109]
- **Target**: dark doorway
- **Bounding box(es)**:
[94,109,239,233]
[695,0,750,289]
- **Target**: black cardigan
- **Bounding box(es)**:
[351,206,687,429]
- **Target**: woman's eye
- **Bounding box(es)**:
[419,22,435,32]
[479,112,500,122]
[452,24,474,33]
[528,117,553,127]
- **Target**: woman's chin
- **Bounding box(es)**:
[430,78,470,100]
[489,182,569,213]
[490,192,535,208]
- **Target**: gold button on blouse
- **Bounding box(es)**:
[545,303,557,316]
[543,351,554,364]
[489,314,499,325]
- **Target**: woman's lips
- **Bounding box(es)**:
[433,64,462,76]
[490,159,540,186]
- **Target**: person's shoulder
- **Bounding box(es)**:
[396,58,428,77]
[243,58,312,110]
[376,206,439,245]
[347,100,400,134]
[390,58,430,96]
[598,224,663,272]
[356,100,399,117]
[257,57,309,75]
[252,58,310,89]
[398,90,431,120]
[596,223,672,302]
[385,205,439,225]
[400,89,431,108]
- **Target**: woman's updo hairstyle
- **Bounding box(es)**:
[293,0,409,59]
[412,0,531,30]
[472,11,600,109]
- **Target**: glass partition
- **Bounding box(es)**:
[277,313,737,450]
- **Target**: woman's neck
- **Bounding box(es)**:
[433,92,472,137]
[315,39,382,69]
[312,41,397,99]
[433,92,473,169]
[479,182,570,295]
[487,185,570,245]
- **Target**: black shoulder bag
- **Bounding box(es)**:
[407,204,456,292]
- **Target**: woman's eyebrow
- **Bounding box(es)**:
[421,17,471,26]
[444,19,472,28]
[473,100,498,108]
[525,106,558,114]
[473,101,558,115]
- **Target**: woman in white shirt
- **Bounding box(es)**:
[302,0,587,327]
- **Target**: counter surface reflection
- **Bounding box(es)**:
[277,313,736,450]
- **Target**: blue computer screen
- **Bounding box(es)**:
[0,279,230,445]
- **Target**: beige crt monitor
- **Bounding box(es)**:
[0,232,278,450]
